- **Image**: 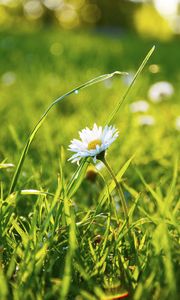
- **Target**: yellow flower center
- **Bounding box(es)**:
[87,139,102,150]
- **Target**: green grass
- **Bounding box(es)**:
[0,27,179,300]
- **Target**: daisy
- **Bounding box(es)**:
[68,123,118,163]
[138,115,155,126]
[1,71,16,86]
[148,81,174,103]
[129,100,149,113]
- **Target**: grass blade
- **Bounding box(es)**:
[9,71,123,194]
[59,211,77,300]
[107,46,155,124]
[99,155,134,204]
[67,158,90,198]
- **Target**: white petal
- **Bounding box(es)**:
[68,124,119,163]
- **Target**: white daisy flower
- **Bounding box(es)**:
[129,100,149,113]
[1,71,16,86]
[148,81,174,103]
[68,123,118,163]
[138,115,155,126]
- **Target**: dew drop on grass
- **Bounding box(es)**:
[74,90,79,94]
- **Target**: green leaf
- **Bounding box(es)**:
[0,265,8,299]
[11,219,29,247]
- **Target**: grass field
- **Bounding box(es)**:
[0,26,180,300]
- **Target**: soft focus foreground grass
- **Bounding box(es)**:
[0,27,180,300]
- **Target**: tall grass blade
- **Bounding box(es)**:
[107,46,155,124]
[0,265,8,300]
[59,211,77,300]
[9,71,123,194]
[99,155,134,204]
[165,156,178,205]
[67,158,90,198]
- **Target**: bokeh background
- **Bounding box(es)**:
[1,0,180,37]
[0,0,180,192]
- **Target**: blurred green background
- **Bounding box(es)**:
[1,0,180,38]
[0,0,180,192]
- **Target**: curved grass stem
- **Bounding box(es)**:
[8,71,122,195]
[102,157,129,228]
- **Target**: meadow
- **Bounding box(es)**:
[0,26,180,300]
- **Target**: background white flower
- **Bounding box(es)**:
[68,123,118,163]
[1,71,16,86]
[129,100,149,113]
[148,81,174,103]
[138,115,155,126]
[122,71,135,86]
[148,64,160,74]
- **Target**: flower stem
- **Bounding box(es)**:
[101,157,129,227]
